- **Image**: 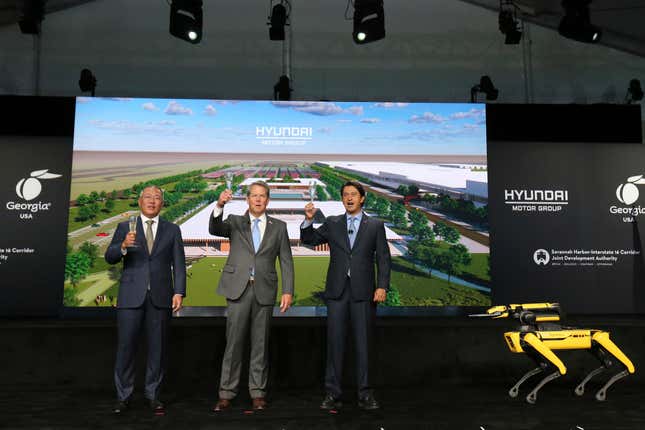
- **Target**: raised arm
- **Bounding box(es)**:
[300,202,329,246]
[209,189,233,237]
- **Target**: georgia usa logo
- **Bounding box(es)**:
[611,174,645,223]
[16,169,62,201]
[6,169,61,218]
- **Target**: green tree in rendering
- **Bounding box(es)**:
[63,287,81,306]
[76,205,93,221]
[407,184,419,196]
[76,194,89,206]
[390,202,407,229]
[418,245,441,275]
[436,244,472,283]
[433,221,453,241]
[383,284,401,306]
[442,224,460,244]
[79,241,100,267]
[412,223,434,243]
[104,198,115,212]
[374,197,390,219]
[65,251,91,287]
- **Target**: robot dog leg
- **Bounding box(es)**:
[575,331,635,401]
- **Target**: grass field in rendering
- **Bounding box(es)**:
[70,255,490,307]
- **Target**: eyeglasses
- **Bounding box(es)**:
[141,194,163,201]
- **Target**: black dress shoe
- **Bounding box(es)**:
[149,399,166,416]
[320,393,342,410]
[113,399,129,415]
[358,394,380,410]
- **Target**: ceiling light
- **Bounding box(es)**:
[352,0,385,44]
[169,0,203,44]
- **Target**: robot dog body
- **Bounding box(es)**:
[472,303,635,404]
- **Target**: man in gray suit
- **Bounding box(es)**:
[105,185,186,416]
[301,180,390,411]
[209,181,294,411]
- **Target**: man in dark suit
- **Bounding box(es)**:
[210,181,294,411]
[105,185,186,416]
[301,180,390,410]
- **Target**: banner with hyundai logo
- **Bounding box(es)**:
[489,140,645,314]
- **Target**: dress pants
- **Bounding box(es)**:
[219,282,273,399]
[325,277,376,399]
[114,291,171,402]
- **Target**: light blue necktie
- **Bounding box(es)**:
[348,216,357,248]
[252,218,261,253]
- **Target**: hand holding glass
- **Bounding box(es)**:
[126,215,138,248]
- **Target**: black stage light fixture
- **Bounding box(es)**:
[79,69,97,97]
[352,0,385,44]
[470,75,499,103]
[269,1,290,41]
[625,79,643,104]
[274,75,292,101]
[498,1,522,45]
[169,0,203,44]
[558,0,601,44]
[18,0,45,35]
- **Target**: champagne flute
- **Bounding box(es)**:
[309,180,316,203]
[128,214,138,247]
[225,172,233,192]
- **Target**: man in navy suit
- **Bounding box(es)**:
[301,181,390,410]
[105,185,186,415]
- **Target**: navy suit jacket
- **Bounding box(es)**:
[301,213,391,301]
[105,217,186,309]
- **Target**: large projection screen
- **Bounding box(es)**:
[65,98,489,315]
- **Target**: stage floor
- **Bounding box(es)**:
[3,383,644,430]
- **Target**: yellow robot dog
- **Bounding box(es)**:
[471,303,635,404]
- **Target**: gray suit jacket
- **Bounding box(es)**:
[209,211,294,305]
[301,213,390,301]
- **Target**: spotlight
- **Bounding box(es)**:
[625,79,643,104]
[78,69,97,97]
[169,0,203,44]
[558,0,601,44]
[18,0,45,35]
[470,76,499,103]
[352,0,385,44]
[498,1,522,45]
[269,1,290,41]
[274,75,292,101]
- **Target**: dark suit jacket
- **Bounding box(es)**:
[209,211,294,306]
[105,218,186,309]
[301,212,391,301]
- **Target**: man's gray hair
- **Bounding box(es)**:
[247,181,270,198]
[139,185,165,201]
